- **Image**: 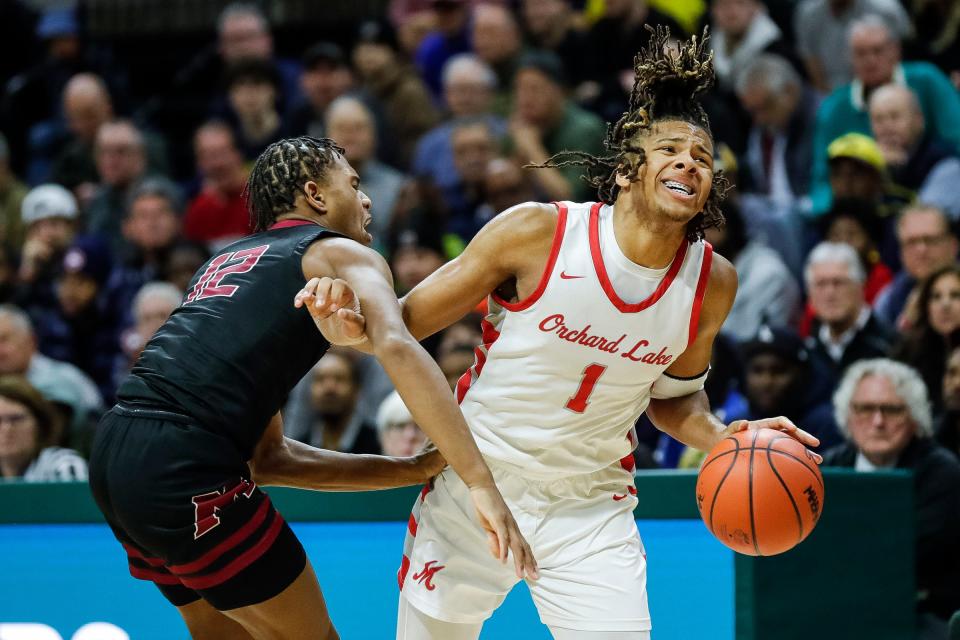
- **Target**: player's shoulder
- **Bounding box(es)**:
[704,245,738,300]
[481,201,561,243]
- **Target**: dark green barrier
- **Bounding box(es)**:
[0,468,915,639]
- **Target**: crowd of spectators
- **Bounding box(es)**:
[1,0,959,632]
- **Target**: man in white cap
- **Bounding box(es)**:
[18,183,79,290]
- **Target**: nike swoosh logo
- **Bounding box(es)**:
[560,271,584,280]
[612,494,628,501]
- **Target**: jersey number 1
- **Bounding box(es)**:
[187,245,269,303]
[566,363,607,413]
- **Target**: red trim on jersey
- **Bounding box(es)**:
[128,564,183,585]
[491,202,567,311]
[619,452,636,473]
[269,219,320,230]
[179,514,285,590]
[398,554,412,590]
[398,483,433,590]
[168,499,271,575]
[588,202,688,313]
[455,318,501,403]
[687,243,713,348]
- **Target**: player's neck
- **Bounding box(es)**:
[611,201,687,269]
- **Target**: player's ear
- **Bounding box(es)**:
[614,169,632,189]
[303,181,326,213]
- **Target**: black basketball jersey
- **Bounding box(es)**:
[117,220,340,457]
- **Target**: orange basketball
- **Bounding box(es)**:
[696,428,824,556]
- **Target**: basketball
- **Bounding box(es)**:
[696,428,824,556]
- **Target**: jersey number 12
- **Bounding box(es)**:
[565,363,607,413]
[187,245,269,302]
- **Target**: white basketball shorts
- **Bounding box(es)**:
[397,458,651,632]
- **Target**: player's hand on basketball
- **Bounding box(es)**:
[294,277,368,346]
[468,485,539,581]
[726,418,823,464]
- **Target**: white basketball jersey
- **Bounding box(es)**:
[456,201,713,479]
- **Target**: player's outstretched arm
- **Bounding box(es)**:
[250,413,446,490]
[302,238,539,579]
[645,254,822,458]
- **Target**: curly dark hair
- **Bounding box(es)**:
[533,26,729,241]
[246,136,345,233]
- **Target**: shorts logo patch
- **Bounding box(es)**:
[191,478,257,539]
[412,560,445,591]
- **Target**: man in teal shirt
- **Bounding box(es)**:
[810,15,960,215]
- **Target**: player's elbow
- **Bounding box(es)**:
[370,329,419,363]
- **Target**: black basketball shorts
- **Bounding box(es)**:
[88,405,306,610]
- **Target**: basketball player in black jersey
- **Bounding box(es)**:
[88,137,537,640]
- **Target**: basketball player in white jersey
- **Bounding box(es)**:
[298,27,821,640]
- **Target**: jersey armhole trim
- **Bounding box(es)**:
[491,202,567,311]
[687,242,714,348]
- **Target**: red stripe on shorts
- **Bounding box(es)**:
[129,564,182,585]
[168,498,271,575]
[398,554,411,590]
[178,513,285,590]
[122,543,166,567]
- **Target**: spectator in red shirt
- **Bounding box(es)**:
[183,121,251,249]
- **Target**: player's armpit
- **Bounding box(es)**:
[400,202,560,340]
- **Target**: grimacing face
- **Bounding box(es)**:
[308,155,372,246]
[620,120,714,225]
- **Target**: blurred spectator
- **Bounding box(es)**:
[892,264,960,410]
[85,120,150,253]
[390,2,438,60]
[292,351,381,454]
[289,42,358,138]
[810,16,960,214]
[476,157,539,222]
[826,358,960,633]
[794,0,911,92]
[438,343,476,391]
[375,391,428,457]
[223,58,288,161]
[740,325,841,450]
[110,178,184,324]
[707,201,800,340]
[216,2,302,109]
[936,346,960,459]
[586,0,683,121]
[0,376,86,482]
[509,51,605,201]
[32,236,121,403]
[868,84,960,219]
[0,133,28,250]
[353,20,441,168]
[16,184,79,308]
[735,54,819,210]
[390,224,447,295]
[326,96,408,253]
[471,4,525,100]
[49,74,114,193]
[0,304,103,434]
[820,198,894,304]
[415,0,473,98]
[440,118,498,240]
[118,281,181,372]
[183,122,251,249]
[413,54,507,199]
[804,242,894,379]
[520,0,594,90]
[164,241,211,293]
[875,204,958,328]
[710,0,796,94]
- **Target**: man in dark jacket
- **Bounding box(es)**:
[826,358,960,638]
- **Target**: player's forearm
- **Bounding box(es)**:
[252,437,429,491]
[373,334,494,489]
[646,391,727,452]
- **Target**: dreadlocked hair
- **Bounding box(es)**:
[533,26,729,242]
[246,136,345,233]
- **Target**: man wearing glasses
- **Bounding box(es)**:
[826,358,960,639]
